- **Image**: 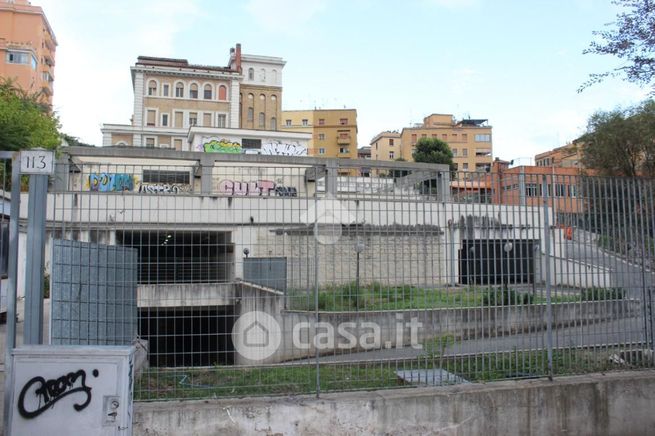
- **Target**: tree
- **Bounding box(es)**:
[0,78,60,151]
[580,100,655,177]
[581,0,655,93]
[412,137,455,170]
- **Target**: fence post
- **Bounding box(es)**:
[542,174,554,379]
[313,193,321,397]
[23,173,49,344]
[3,151,21,432]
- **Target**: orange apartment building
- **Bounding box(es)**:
[534,141,584,169]
[370,114,493,173]
[0,0,56,105]
[280,109,358,159]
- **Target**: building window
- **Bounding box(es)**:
[340,147,349,154]
[462,163,469,171]
[319,148,325,154]
[260,68,266,81]
[432,134,437,138]
[203,113,212,127]
[145,137,155,148]
[258,112,265,128]
[339,118,348,125]
[173,138,183,151]
[148,80,157,96]
[272,69,277,83]
[452,148,458,156]
[319,118,325,126]
[475,134,491,142]
[442,134,447,141]
[189,112,198,126]
[146,110,156,126]
[189,83,198,99]
[204,84,212,99]
[302,119,308,126]
[463,148,468,157]
[217,114,227,127]
[247,107,254,122]
[175,82,184,98]
[411,134,417,144]
[389,151,395,159]
[271,94,277,105]
[143,170,190,184]
[389,139,394,146]
[6,51,36,69]
[462,133,468,141]
[161,113,169,127]
[421,134,427,139]
[218,85,227,100]
[162,84,169,97]
[318,133,325,140]
[248,68,254,80]
[285,119,291,126]
[270,117,277,130]
[525,183,539,197]
[174,111,183,128]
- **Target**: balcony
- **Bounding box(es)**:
[475,149,492,157]
[337,135,351,145]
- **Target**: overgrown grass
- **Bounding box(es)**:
[135,348,651,401]
[287,283,581,311]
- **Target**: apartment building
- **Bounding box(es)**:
[102,44,289,152]
[534,141,584,169]
[370,131,401,161]
[370,114,493,172]
[0,0,56,105]
[279,109,358,159]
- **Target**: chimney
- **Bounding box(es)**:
[235,43,242,73]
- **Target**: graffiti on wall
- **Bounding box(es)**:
[88,173,134,192]
[201,138,242,153]
[138,183,192,194]
[218,179,298,197]
[261,140,307,156]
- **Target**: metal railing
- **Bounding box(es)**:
[12,147,652,400]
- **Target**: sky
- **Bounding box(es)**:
[39,0,650,162]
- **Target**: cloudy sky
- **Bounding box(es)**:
[39,0,649,162]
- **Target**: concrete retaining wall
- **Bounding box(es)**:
[133,370,655,436]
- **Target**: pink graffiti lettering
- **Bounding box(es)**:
[218,179,279,196]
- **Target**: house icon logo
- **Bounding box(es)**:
[300,193,357,245]
[232,311,281,362]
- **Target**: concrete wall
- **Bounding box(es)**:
[133,370,655,436]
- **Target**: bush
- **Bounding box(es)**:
[581,287,624,301]
[482,288,533,306]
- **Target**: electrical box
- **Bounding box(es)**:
[8,345,135,436]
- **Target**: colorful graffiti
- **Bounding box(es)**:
[139,183,191,194]
[88,173,134,192]
[217,179,298,197]
[202,139,242,153]
[261,141,307,156]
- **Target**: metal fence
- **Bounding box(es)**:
[20,149,655,400]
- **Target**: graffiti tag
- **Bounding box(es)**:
[89,173,134,192]
[17,369,99,419]
[202,139,242,153]
[139,183,191,194]
[217,179,298,197]
[261,140,307,156]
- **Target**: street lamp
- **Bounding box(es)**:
[503,241,513,292]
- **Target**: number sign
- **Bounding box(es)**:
[20,150,54,175]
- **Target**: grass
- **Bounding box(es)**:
[135,348,652,401]
[287,282,582,312]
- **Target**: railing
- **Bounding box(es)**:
[17,147,654,401]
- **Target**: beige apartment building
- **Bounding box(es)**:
[534,141,584,169]
[0,0,56,105]
[370,131,401,161]
[280,109,358,159]
[370,114,493,172]
[102,44,286,150]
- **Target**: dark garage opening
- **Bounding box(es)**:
[459,239,536,285]
[139,306,236,367]
[117,230,234,284]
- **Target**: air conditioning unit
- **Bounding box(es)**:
[8,345,135,436]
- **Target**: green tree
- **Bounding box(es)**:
[581,0,655,93]
[412,137,455,170]
[0,78,60,151]
[580,100,655,177]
